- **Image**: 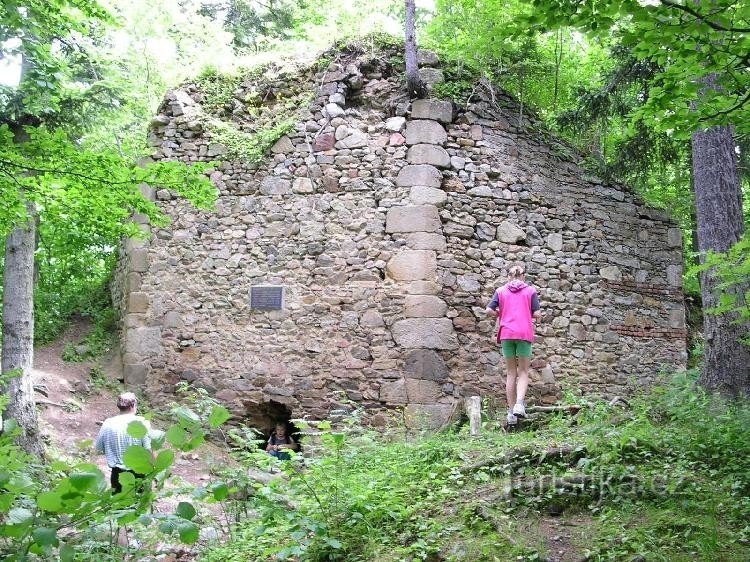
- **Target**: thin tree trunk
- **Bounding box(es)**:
[692,122,750,397]
[1,120,43,457]
[2,204,43,457]
[404,0,426,99]
[553,29,563,112]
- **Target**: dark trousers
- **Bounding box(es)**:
[111,467,144,494]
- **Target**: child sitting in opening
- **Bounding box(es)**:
[266,422,298,460]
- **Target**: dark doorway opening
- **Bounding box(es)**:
[244,399,298,449]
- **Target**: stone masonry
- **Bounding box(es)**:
[112,44,687,430]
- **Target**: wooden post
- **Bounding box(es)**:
[466,396,481,436]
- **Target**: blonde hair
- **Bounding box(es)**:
[508,265,525,279]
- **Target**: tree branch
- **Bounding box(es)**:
[0,157,205,193]
[0,157,140,185]
[701,89,750,121]
[660,0,750,33]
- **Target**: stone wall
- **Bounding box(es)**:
[113,45,687,429]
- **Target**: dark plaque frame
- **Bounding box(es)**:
[250,285,285,311]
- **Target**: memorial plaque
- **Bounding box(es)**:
[250,285,285,310]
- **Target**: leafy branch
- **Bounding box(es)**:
[659,0,750,33]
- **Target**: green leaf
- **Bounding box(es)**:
[154,449,175,472]
[118,471,136,490]
[69,469,102,491]
[212,482,229,501]
[123,445,153,474]
[60,543,75,562]
[150,429,166,450]
[208,405,231,428]
[176,501,196,521]
[326,537,342,549]
[127,420,147,439]
[174,406,201,427]
[32,527,59,547]
[8,507,33,525]
[117,511,139,526]
[36,491,63,512]
[165,425,188,448]
[186,433,205,451]
[176,520,199,543]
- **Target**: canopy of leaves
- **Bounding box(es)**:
[198,0,306,52]
[1,0,218,343]
[522,0,750,137]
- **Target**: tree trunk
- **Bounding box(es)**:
[692,123,750,397]
[2,203,44,456]
[404,0,426,99]
[1,120,43,457]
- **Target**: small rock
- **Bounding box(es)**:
[292,177,314,193]
[329,92,346,105]
[324,103,345,118]
[496,221,526,244]
[313,132,335,152]
[270,135,294,154]
[417,49,439,66]
[385,116,406,132]
[206,143,227,157]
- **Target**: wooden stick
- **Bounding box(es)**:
[525,404,582,414]
[37,399,68,408]
[608,396,630,408]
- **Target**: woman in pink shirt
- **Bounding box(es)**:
[486,265,541,426]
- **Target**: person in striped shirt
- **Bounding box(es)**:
[95,392,151,494]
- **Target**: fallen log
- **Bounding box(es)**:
[462,444,586,473]
[37,399,68,408]
[504,472,641,500]
[526,404,583,414]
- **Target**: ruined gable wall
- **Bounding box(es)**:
[112,46,686,428]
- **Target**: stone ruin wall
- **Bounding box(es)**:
[112,47,687,429]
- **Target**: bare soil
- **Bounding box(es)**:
[33,319,224,491]
[32,319,231,558]
[537,513,592,562]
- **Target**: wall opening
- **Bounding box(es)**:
[245,400,298,448]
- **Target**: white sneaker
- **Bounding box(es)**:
[512,402,526,417]
[507,412,518,425]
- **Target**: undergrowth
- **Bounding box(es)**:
[199,372,750,562]
[34,262,116,345]
[61,305,116,363]
[194,65,313,163]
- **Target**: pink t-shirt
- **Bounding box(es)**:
[491,281,538,343]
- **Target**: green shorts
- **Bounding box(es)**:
[501,339,533,358]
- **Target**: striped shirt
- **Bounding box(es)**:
[95,414,152,469]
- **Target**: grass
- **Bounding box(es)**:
[196,371,749,562]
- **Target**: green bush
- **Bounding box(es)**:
[62,305,116,363]
[0,373,232,560]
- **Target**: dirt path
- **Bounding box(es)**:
[32,320,231,557]
[33,319,222,487]
[537,513,591,562]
